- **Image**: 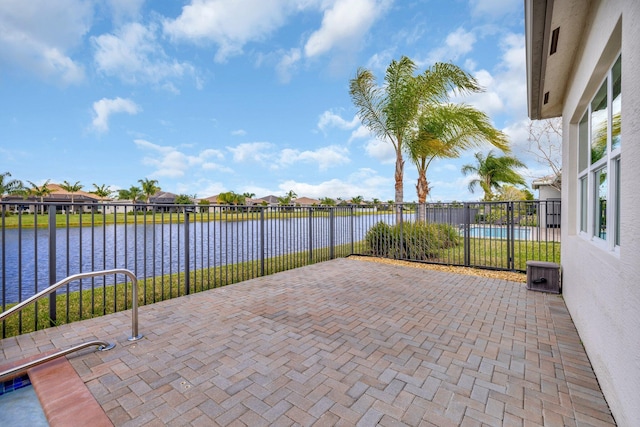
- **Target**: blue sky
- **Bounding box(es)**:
[0,0,553,202]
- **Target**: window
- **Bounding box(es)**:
[577,54,621,249]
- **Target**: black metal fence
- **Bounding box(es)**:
[1,200,560,338]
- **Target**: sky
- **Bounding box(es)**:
[0,0,557,203]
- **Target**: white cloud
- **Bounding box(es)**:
[277,145,350,171]
[348,125,372,143]
[91,97,141,132]
[227,142,275,163]
[92,22,196,87]
[231,129,247,136]
[451,33,525,121]
[0,0,91,84]
[134,139,227,178]
[425,27,477,65]
[317,111,359,132]
[304,0,389,58]
[279,167,392,200]
[175,179,227,199]
[364,138,394,164]
[365,49,395,73]
[276,48,302,83]
[163,0,294,62]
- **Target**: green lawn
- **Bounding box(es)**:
[0,208,380,229]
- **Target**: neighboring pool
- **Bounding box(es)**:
[466,226,531,240]
[0,375,48,426]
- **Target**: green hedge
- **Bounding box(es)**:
[364,221,460,260]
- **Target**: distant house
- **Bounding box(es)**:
[202,195,219,204]
[149,191,179,204]
[3,183,101,213]
[532,174,561,228]
[531,174,561,201]
[256,195,279,206]
[526,0,639,424]
[293,197,320,206]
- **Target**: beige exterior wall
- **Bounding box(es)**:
[560,1,640,425]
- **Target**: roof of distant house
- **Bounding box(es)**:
[531,173,561,189]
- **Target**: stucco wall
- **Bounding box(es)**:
[560,1,640,425]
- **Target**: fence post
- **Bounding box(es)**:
[48,205,57,326]
[184,207,190,295]
[350,206,355,255]
[259,209,265,276]
[329,208,335,259]
[308,209,313,264]
[464,203,471,267]
[398,204,404,260]
[507,202,514,270]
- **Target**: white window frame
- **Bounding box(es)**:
[577,54,621,253]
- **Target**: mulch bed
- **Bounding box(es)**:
[348,255,527,283]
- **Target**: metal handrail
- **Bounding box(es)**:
[0,340,115,382]
[0,269,143,341]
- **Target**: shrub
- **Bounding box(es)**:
[364,221,460,260]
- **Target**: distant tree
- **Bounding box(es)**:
[528,118,562,191]
[118,186,143,203]
[0,172,24,201]
[27,180,52,214]
[349,56,482,205]
[90,184,113,199]
[138,178,160,204]
[461,151,527,201]
[242,192,255,199]
[277,190,297,206]
[320,197,335,206]
[351,195,364,205]
[174,194,193,204]
[496,185,530,201]
[218,191,245,206]
[59,181,83,211]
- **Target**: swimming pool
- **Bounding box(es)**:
[0,375,48,426]
[466,226,531,240]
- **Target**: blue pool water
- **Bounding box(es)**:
[467,226,531,240]
[0,375,48,426]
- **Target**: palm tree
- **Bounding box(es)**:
[0,172,24,201]
[218,191,245,210]
[350,57,482,205]
[461,151,527,201]
[118,186,143,203]
[27,180,52,214]
[91,184,113,199]
[59,180,83,213]
[349,195,364,205]
[242,192,255,199]
[320,197,335,206]
[138,178,160,204]
[406,104,509,203]
[277,190,297,206]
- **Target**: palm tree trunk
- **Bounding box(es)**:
[416,172,429,222]
[394,149,405,223]
[416,172,429,204]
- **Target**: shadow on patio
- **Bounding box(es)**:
[0,257,615,426]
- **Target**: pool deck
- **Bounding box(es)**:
[1,257,615,426]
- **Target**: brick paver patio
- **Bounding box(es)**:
[1,258,616,426]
